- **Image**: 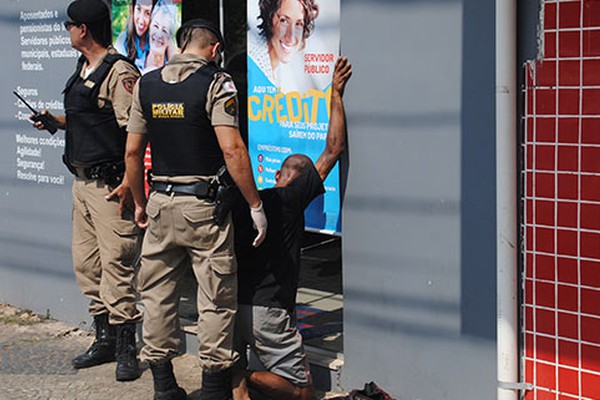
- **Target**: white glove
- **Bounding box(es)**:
[250,201,267,247]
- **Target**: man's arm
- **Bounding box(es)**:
[314,56,352,181]
[104,63,141,214]
[125,132,149,229]
[214,126,267,247]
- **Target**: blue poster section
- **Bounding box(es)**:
[247,58,341,233]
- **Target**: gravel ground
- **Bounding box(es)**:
[0,304,348,400]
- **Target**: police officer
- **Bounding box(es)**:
[125,19,268,400]
[31,0,142,382]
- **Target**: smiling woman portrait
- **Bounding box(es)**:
[144,3,177,72]
[114,0,158,70]
[249,0,319,87]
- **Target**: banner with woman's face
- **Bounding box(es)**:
[247,0,341,233]
[112,0,182,74]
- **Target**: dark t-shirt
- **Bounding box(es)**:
[233,164,325,312]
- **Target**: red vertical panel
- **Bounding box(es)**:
[559,60,580,86]
[536,308,556,336]
[557,117,578,143]
[546,31,557,58]
[582,59,600,85]
[559,1,582,29]
[557,284,578,312]
[583,29,600,56]
[537,60,557,87]
[546,2,557,30]
[559,31,581,57]
[558,367,579,394]
[557,312,578,340]
[557,257,578,284]
[581,372,600,399]
[583,0,600,27]
[581,117,600,144]
[522,2,600,399]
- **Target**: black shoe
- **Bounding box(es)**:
[199,369,232,400]
[151,361,187,400]
[72,314,116,369]
[154,387,187,400]
[115,323,141,381]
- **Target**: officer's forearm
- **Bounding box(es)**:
[224,148,261,209]
[215,126,261,208]
[124,133,148,208]
[52,114,66,130]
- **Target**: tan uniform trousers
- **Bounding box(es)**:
[139,191,238,371]
[71,177,142,324]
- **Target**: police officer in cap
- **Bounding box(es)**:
[31,0,142,382]
[125,19,268,400]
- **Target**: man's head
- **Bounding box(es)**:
[66,0,112,48]
[176,18,224,63]
[275,154,313,187]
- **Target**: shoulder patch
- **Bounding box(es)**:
[121,77,137,94]
[222,80,237,93]
[224,97,238,116]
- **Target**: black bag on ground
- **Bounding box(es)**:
[349,381,395,400]
[328,381,396,400]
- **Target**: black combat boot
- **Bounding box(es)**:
[115,323,141,381]
[72,313,116,369]
[199,368,232,400]
[150,361,187,400]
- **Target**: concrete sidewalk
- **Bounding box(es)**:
[0,304,346,400]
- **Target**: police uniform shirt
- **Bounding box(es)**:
[128,53,238,183]
[84,46,140,128]
[128,53,238,133]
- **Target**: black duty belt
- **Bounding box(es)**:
[73,161,124,186]
[151,181,216,199]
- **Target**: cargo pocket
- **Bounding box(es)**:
[181,204,218,247]
[209,253,237,275]
[209,253,237,308]
[144,201,161,242]
[112,219,141,266]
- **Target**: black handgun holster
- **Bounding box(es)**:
[212,166,240,226]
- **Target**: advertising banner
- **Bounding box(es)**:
[247,0,341,233]
[112,0,182,74]
[1,0,83,318]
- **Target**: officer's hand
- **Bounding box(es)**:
[105,182,134,217]
[29,110,52,131]
[332,56,352,98]
[134,205,148,230]
[250,202,267,247]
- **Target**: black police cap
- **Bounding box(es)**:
[67,0,109,24]
[176,19,225,51]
